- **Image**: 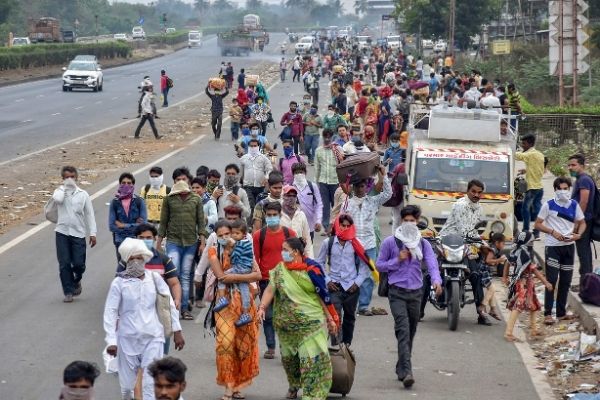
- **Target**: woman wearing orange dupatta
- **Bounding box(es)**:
[207,221,261,400]
[258,237,339,400]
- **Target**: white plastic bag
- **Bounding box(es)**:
[102,346,118,374]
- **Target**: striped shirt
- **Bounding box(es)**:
[230,239,254,271]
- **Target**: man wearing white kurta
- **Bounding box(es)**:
[104,238,185,400]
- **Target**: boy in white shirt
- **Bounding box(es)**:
[535,177,586,325]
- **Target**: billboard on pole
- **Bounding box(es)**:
[548,0,589,75]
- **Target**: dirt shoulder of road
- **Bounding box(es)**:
[0,43,187,88]
[0,61,279,235]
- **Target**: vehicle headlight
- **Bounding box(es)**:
[491,221,505,234]
[443,246,463,263]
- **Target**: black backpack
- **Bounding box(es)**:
[258,226,291,261]
[166,77,174,88]
[143,184,171,197]
[326,237,360,272]
[378,237,424,297]
[591,185,600,242]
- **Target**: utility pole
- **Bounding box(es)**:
[448,0,455,59]
[572,0,578,104]
[95,14,98,44]
[558,0,564,106]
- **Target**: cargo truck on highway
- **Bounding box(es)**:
[217,31,254,56]
[28,17,62,43]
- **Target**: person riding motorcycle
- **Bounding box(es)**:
[437,179,492,326]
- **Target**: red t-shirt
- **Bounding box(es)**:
[253,226,297,280]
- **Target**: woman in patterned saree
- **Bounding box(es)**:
[207,221,262,400]
[257,237,339,400]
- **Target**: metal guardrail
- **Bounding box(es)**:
[519,114,600,149]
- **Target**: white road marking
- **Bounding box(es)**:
[0,77,279,168]
[74,106,84,110]
[36,94,45,98]
[51,112,61,116]
[0,134,206,256]
[95,101,103,104]
[22,119,33,123]
[111,97,119,100]
[15,98,24,102]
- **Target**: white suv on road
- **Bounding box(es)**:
[132,26,146,40]
[62,60,104,92]
[295,36,315,54]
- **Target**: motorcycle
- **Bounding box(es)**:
[421,221,487,331]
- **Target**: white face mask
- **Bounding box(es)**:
[555,189,571,203]
[327,110,335,117]
[149,175,163,189]
[126,259,146,277]
[248,146,260,156]
[63,177,76,188]
[294,173,308,188]
[251,129,260,136]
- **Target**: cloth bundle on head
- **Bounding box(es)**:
[395,222,423,260]
[379,86,393,99]
[333,215,379,282]
[169,181,191,196]
[118,237,154,264]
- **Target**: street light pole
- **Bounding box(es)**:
[95,14,98,44]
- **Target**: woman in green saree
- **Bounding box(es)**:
[257,237,339,400]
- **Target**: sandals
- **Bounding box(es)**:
[286,388,299,399]
[180,310,194,320]
[358,309,373,316]
[558,314,576,321]
[232,392,245,399]
[221,396,232,400]
[530,331,545,339]
[213,297,230,312]
[488,308,502,321]
[264,349,276,359]
[235,312,253,327]
[504,334,522,343]
[371,307,388,315]
[544,316,556,325]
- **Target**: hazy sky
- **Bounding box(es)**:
[110,0,284,4]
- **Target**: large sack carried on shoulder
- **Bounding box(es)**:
[329,342,356,396]
[336,152,380,184]
[579,273,600,306]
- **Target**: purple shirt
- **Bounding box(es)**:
[293,182,323,230]
[280,154,306,185]
[376,236,442,290]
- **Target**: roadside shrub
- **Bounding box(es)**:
[147,31,188,45]
[0,42,131,70]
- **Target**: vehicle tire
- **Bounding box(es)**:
[93,85,98,92]
[62,86,67,92]
[98,81,103,91]
[447,280,460,331]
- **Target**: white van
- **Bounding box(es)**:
[188,30,203,48]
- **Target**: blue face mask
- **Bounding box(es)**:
[390,141,400,148]
[265,215,280,227]
[142,239,154,250]
[242,128,250,136]
[310,109,317,115]
[284,147,294,158]
[281,250,294,262]
[217,237,229,246]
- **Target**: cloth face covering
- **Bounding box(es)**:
[59,386,94,400]
[149,175,163,189]
[224,175,238,190]
[395,221,423,260]
[117,184,134,200]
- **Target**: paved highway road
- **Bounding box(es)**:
[0,72,547,399]
[0,35,285,165]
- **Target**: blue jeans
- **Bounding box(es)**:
[304,134,320,163]
[318,182,338,230]
[166,242,196,312]
[522,188,543,232]
[231,122,240,141]
[56,232,87,296]
[358,247,377,311]
[259,280,276,349]
[162,88,169,106]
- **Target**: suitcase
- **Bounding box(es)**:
[245,74,259,87]
[329,342,355,396]
[336,152,381,184]
[208,77,226,90]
